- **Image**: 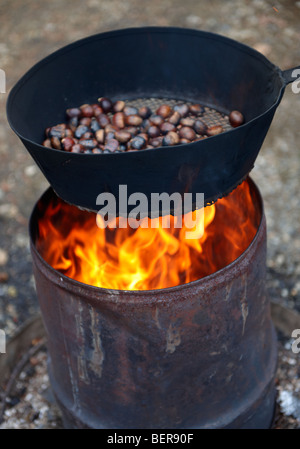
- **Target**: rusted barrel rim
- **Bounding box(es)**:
[29,177,264,304]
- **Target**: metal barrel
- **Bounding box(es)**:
[29,180,277,429]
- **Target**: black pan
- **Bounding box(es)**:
[6,27,299,216]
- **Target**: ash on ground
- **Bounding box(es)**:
[273,334,300,429]
[0,350,63,429]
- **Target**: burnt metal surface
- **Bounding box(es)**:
[6,27,300,215]
[29,180,277,429]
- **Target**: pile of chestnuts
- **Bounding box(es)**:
[42,97,244,154]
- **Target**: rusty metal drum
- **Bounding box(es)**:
[29,179,277,429]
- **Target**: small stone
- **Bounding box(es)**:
[186,14,202,25]
[30,357,40,366]
[0,272,8,283]
[25,393,33,402]
[253,43,272,57]
[0,248,8,266]
[6,303,17,318]
[24,165,38,177]
[7,286,17,298]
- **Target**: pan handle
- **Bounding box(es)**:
[281,66,300,85]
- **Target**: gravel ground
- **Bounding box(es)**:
[0,0,299,429]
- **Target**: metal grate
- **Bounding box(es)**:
[123,97,232,131]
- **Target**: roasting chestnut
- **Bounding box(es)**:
[149,115,164,127]
[125,126,139,137]
[189,104,205,116]
[49,124,66,139]
[160,122,176,135]
[168,111,181,126]
[179,126,196,141]
[180,117,195,127]
[149,136,163,148]
[162,132,180,146]
[112,112,126,129]
[229,110,244,128]
[115,130,131,143]
[123,106,138,116]
[42,139,52,148]
[71,144,84,153]
[80,104,94,118]
[104,139,119,152]
[79,117,92,127]
[129,136,146,150]
[139,106,152,119]
[92,104,103,117]
[66,108,81,119]
[95,129,105,144]
[79,138,98,150]
[97,114,110,128]
[90,118,101,133]
[125,115,143,127]
[62,137,76,152]
[206,125,224,136]
[174,103,189,117]
[98,97,113,113]
[113,100,125,113]
[156,104,172,119]
[74,125,89,139]
[147,125,161,138]
[194,120,208,135]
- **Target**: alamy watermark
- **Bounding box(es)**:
[0,69,5,94]
[291,69,300,94]
[96,185,205,239]
[0,329,6,354]
[291,329,300,354]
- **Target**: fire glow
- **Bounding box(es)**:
[36,179,260,291]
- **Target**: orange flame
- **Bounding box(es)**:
[36,180,260,290]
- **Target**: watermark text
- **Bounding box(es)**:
[291,69,300,94]
[0,329,6,354]
[0,69,5,94]
[96,185,205,239]
[291,329,300,354]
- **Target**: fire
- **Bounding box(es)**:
[36,179,260,290]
